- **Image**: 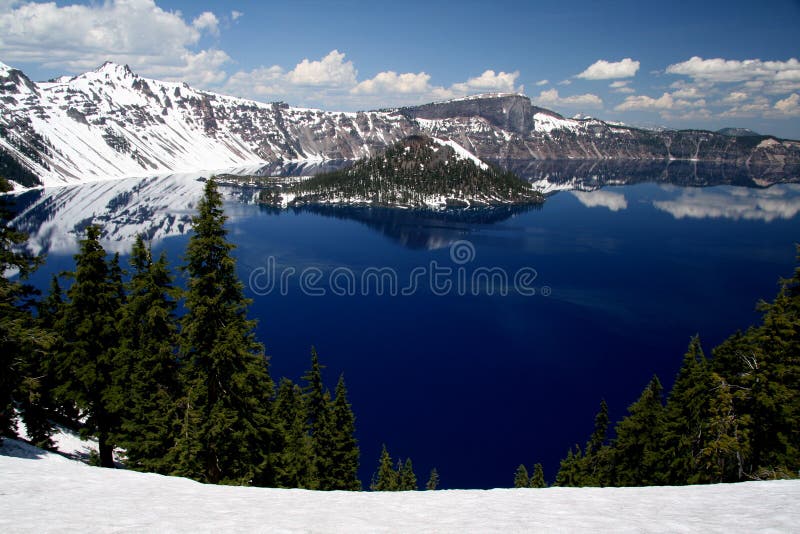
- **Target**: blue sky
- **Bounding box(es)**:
[2,0,799,137]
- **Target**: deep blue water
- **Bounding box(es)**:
[18,181,800,489]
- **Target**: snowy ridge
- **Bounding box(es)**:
[432,136,489,170]
[1,438,799,532]
[0,61,416,188]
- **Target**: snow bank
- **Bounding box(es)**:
[1,438,797,533]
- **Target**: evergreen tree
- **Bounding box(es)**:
[660,336,715,484]
[301,347,334,489]
[513,464,530,488]
[530,463,546,488]
[426,468,440,490]
[555,445,582,486]
[582,399,613,486]
[0,177,43,442]
[116,236,181,474]
[173,178,275,485]
[273,378,313,488]
[327,374,360,490]
[399,458,417,490]
[697,373,750,482]
[612,375,665,486]
[371,444,398,491]
[55,225,125,467]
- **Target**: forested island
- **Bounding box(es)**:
[257,135,544,209]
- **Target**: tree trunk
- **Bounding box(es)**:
[98,437,115,468]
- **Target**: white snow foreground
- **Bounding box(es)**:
[1,439,798,533]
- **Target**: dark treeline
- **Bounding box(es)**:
[520,256,800,487]
[0,177,371,490]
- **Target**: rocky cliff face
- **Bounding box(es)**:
[1,61,798,188]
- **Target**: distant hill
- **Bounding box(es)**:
[716,127,762,137]
[258,135,544,209]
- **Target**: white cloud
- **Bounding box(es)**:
[774,93,800,116]
[450,69,521,94]
[571,191,628,211]
[192,12,219,37]
[615,92,704,112]
[654,185,800,222]
[352,71,434,95]
[285,50,357,87]
[0,0,227,86]
[535,79,549,86]
[609,80,635,94]
[666,56,800,83]
[231,10,243,21]
[535,89,603,109]
[577,58,640,80]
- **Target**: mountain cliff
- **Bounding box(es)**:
[1,61,799,188]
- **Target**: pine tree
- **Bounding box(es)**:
[0,177,44,443]
[612,375,665,486]
[555,445,582,486]
[301,346,333,489]
[399,458,417,490]
[116,236,181,474]
[530,463,546,488]
[328,374,360,490]
[661,336,715,484]
[426,468,440,490]
[582,399,613,486]
[173,178,275,485]
[371,444,398,491]
[55,225,124,467]
[273,378,313,488]
[513,464,530,488]
[697,373,751,482]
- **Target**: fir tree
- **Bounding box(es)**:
[612,375,665,486]
[661,336,715,484]
[273,378,313,488]
[582,399,613,486]
[399,458,417,490]
[698,373,751,482]
[173,178,275,485]
[513,464,530,488]
[55,225,124,467]
[327,374,360,490]
[0,177,43,442]
[426,468,440,490]
[530,463,546,488]
[555,445,582,486]
[371,444,398,491]
[116,236,181,474]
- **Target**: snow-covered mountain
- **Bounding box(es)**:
[2,60,800,190]
[2,437,799,532]
[0,61,415,188]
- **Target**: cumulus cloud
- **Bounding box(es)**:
[223,50,521,109]
[352,71,433,95]
[577,58,640,80]
[609,80,635,94]
[231,10,243,21]
[654,185,800,222]
[571,190,628,211]
[534,89,603,109]
[192,12,219,36]
[450,69,521,94]
[774,93,800,116]
[666,56,800,83]
[285,50,357,87]
[615,92,704,112]
[0,0,227,86]
[535,79,549,86]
